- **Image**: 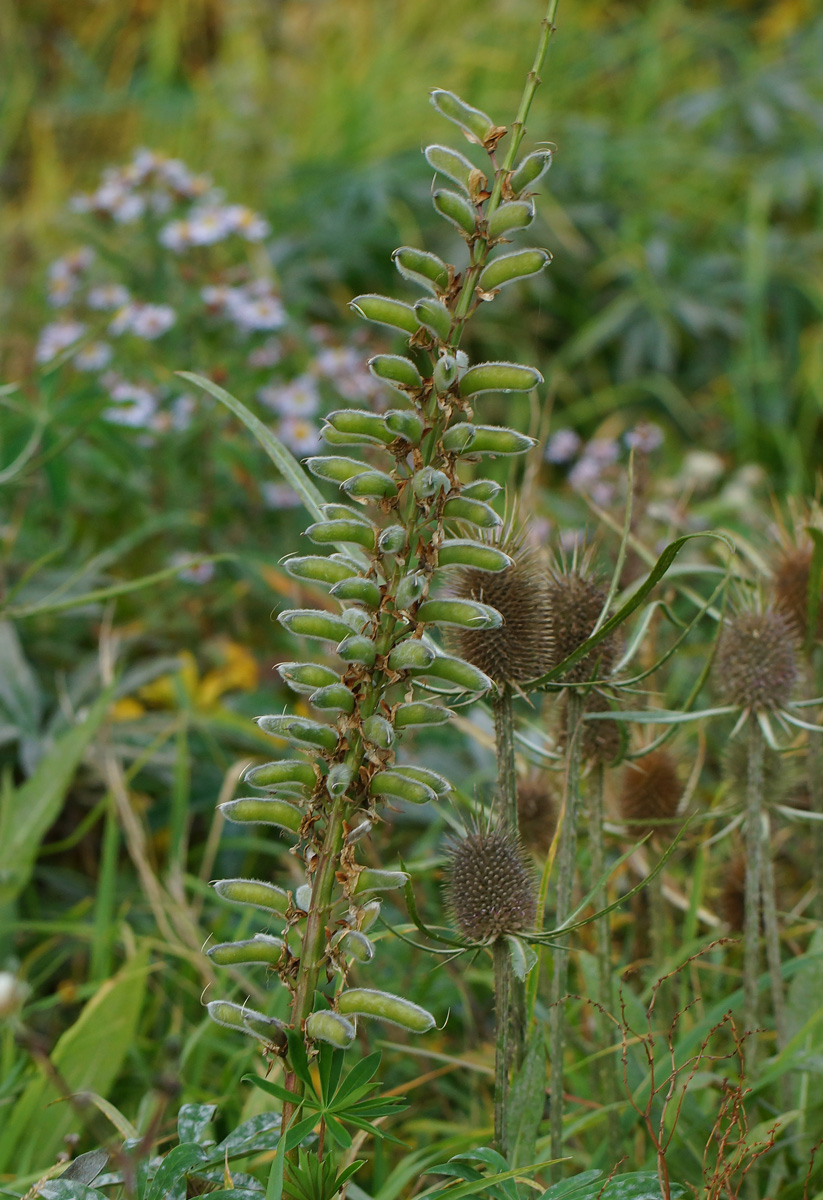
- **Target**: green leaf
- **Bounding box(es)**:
[0,687,113,906]
[0,950,149,1174]
[323,1113,353,1149]
[242,1074,303,1106]
[265,1124,287,1200]
[286,1029,317,1094]
[145,1144,209,1200]
[505,935,538,981]
[535,1172,602,1199]
[507,1026,545,1169]
[178,372,326,522]
[330,1051,383,1107]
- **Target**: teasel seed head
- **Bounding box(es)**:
[714,608,799,710]
[773,544,822,645]
[560,689,621,764]
[445,825,537,941]
[448,533,553,684]
[618,750,683,842]
[517,774,557,857]
[547,565,617,683]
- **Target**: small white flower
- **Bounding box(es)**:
[104,382,158,428]
[259,374,320,418]
[170,394,196,431]
[201,285,233,309]
[230,295,286,332]
[131,148,161,179]
[112,192,145,224]
[223,204,270,241]
[187,206,232,246]
[261,482,302,509]
[568,457,602,492]
[625,422,664,453]
[0,971,28,1019]
[170,552,215,584]
[47,273,78,307]
[314,346,361,379]
[74,341,113,371]
[35,320,87,363]
[87,283,131,311]
[679,450,725,490]
[585,438,619,465]
[277,417,322,456]
[247,337,282,368]
[129,304,177,339]
[159,219,195,252]
[545,428,582,464]
[108,303,140,336]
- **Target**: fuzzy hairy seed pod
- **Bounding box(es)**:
[618,751,684,842]
[445,827,537,941]
[774,545,823,644]
[516,776,557,858]
[447,545,553,684]
[547,569,616,683]
[714,609,799,710]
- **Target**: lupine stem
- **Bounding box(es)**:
[550,688,584,1172]
[743,719,764,1069]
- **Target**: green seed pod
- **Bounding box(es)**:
[478,249,550,293]
[278,661,341,694]
[441,424,477,453]
[295,884,312,911]
[322,503,371,525]
[353,868,410,895]
[423,143,475,192]
[395,571,427,611]
[438,538,513,572]
[337,633,376,666]
[341,470,398,500]
[459,362,544,397]
[336,987,435,1032]
[256,714,339,753]
[461,479,503,502]
[414,297,452,341]
[213,878,289,916]
[387,639,436,671]
[393,701,451,729]
[362,714,394,749]
[321,425,386,448]
[433,354,458,393]
[305,455,367,483]
[420,653,493,692]
[430,88,497,147]
[378,525,407,554]
[368,354,422,392]
[357,899,382,931]
[350,293,420,336]
[219,797,303,833]
[306,1010,356,1048]
[510,149,552,194]
[385,408,424,444]
[442,496,502,528]
[342,605,370,632]
[326,408,394,444]
[370,770,437,805]
[207,1000,287,1044]
[433,189,477,238]
[336,929,375,962]
[468,425,537,456]
[244,759,317,790]
[416,597,502,629]
[327,761,354,797]
[207,933,284,967]
[283,555,353,586]
[412,467,450,499]
[488,199,535,239]
[278,609,351,643]
[306,520,376,550]
[392,246,450,294]
[345,817,373,845]
[330,576,382,608]
[393,764,452,796]
[309,683,355,713]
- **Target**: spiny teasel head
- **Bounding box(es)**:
[547,557,617,684]
[560,689,621,764]
[713,607,799,710]
[447,531,553,684]
[773,543,823,646]
[445,824,537,941]
[618,750,683,842]
[517,774,557,857]
[717,846,794,932]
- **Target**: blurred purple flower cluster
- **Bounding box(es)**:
[545,422,664,506]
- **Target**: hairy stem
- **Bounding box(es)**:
[743,719,764,1069]
[760,809,789,1101]
[493,937,512,1156]
[589,762,619,1163]
[492,685,518,829]
[550,689,584,1172]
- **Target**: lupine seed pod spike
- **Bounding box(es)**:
[478,249,550,293]
[326,408,394,443]
[392,245,451,294]
[306,520,376,550]
[277,609,351,643]
[387,639,436,671]
[488,200,535,240]
[416,597,503,629]
[306,1010,356,1048]
[212,878,289,916]
[350,294,420,336]
[414,297,452,341]
[278,661,340,694]
[433,354,459,393]
[244,758,317,789]
[368,354,423,392]
[424,144,476,193]
[510,149,553,194]
[433,189,478,238]
[219,797,303,833]
[283,555,353,586]
[714,607,799,710]
[430,88,501,149]
[337,987,435,1032]
[445,826,537,941]
[458,362,543,398]
[385,409,424,444]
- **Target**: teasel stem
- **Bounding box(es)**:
[760,809,789,1093]
[493,685,518,829]
[808,655,823,922]
[588,761,619,1163]
[743,718,764,1069]
[550,688,584,1172]
[493,937,512,1155]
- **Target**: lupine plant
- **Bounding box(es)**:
[197,4,564,1191]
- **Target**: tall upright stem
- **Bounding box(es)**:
[760,809,789,1092]
[493,685,518,829]
[743,720,764,1070]
[493,937,512,1156]
[589,762,619,1163]
[550,689,584,1172]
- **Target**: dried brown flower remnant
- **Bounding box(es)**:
[618,750,683,842]
[547,568,617,683]
[562,690,621,764]
[445,826,537,941]
[517,775,557,857]
[774,545,823,644]
[449,541,553,684]
[714,609,799,711]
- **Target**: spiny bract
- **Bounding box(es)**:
[714,609,798,710]
[547,568,617,683]
[773,544,822,645]
[445,826,537,941]
[618,750,683,841]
